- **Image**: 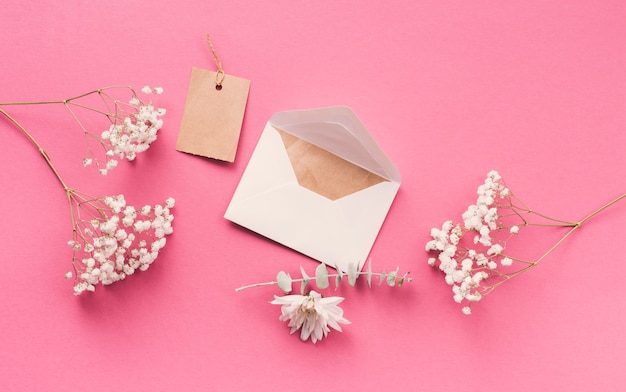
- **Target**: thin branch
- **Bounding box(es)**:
[0,108,69,191]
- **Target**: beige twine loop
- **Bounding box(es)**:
[206,34,225,86]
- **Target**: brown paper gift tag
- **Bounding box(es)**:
[176,66,250,162]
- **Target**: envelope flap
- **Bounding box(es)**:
[269,106,401,183]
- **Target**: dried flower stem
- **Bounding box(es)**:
[0,85,134,108]
[482,192,626,294]
[0,108,70,191]
[2,106,90,278]
[1,107,95,241]
[0,86,137,144]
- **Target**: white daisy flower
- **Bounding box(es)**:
[271,290,350,343]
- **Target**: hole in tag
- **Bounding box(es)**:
[276,128,388,200]
[215,84,222,91]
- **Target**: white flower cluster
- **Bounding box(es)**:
[271,290,351,343]
[426,171,520,313]
[68,194,175,295]
[84,86,166,176]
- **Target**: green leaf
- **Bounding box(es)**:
[366,260,372,288]
[398,272,411,287]
[299,265,310,294]
[315,263,329,289]
[300,265,310,281]
[335,269,343,289]
[276,271,292,294]
[347,262,358,287]
[387,267,399,287]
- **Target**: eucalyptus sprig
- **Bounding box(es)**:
[236,261,412,294]
[237,261,411,343]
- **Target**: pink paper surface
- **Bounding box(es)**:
[1,1,624,390]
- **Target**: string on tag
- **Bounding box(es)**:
[206,34,225,88]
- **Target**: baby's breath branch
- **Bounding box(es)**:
[62,103,108,162]
[486,193,626,292]
[0,99,65,106]
[0,86,135,107]
[67,194,176,295]
[522,210,578,226]
[2,85,165,176]
[0,109,97,279]
[500,205,575,227]
[534,192,626,261]
[3,86,138,131]
[64,102,110,123]
[0,108,70,191]
[578,193,626,226]
[426,171,626,315]
[3,89,175,295]
[506,191,578,227]
[525,222,578,228]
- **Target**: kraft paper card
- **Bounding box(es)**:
[224,106,401,272]
[177,67,250,162]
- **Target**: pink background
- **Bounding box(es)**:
[1,1,625,390]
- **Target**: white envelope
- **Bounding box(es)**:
[224,106,401,272]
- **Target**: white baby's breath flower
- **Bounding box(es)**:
[100,95,165,171]
[271,290,350,343]
[424,169,622,315]
[35,86,167,176]
[140,205,151,216]
[69,193,175,295]
[487,244,503,256]
[426,170,516,313]
[105,159,118,170]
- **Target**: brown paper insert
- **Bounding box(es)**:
[176,67,250,162]
[276,128,387,200]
